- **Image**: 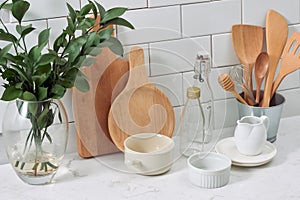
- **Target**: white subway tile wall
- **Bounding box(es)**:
[148,0,208,7]
[182,0,241,37]
[81,0,147,9]
[117,6,181,45]
[150,36,210,76]
[1,1,300,135]
[23,0,80,21]
[242,0,300,26]
[212,33,240,67]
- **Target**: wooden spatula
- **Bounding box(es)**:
[271,32,300,97]
[232,24,264,95]
[108,46,175,151]
[261,10,288,107]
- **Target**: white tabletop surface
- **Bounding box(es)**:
[1,116,300,200]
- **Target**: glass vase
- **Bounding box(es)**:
[2,99,68,185]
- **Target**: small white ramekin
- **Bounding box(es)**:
[187,152,231,188]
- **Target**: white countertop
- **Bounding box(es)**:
[1,116,300,200]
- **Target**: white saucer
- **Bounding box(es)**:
[215,137,277,167]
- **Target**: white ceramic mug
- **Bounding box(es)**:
[124,133,174,175]
[234,115,269,156]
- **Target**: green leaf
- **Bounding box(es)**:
[16,24,35,38]
[37,106,50,129]
[11,1,30,23]
[2,3,12,10]
[21,27,35,38]
[34,64,51,75]
[65,37,87,62]
[60,68,79,88]
[2,68,17,79]
[0,32,17,42]
[80,3,92,16]
[4,53,20,63]
[0,43,12,59]
[95,1,106,19]
[15,82,22,89]
[85,47,101,56]
[32,74,48,86]
[74,71,89,92]
[101,7,127,23]
[72,55,86,68]
[36,53,56,66]
[81,57,96,67]
[83,32,96,50]
[51,84,66,98]
[28,46,42,62]
[1,86,22,101]
[22,91,36,101]
[98,28,113,40]
[38,28,50,47]
[66,17,75,35]
[10,64,31,83]
[106,37,124,56]
[89,1,98,19]
[0,0,9,10]
[53,33,67,52]
[104,17,134,29]
[38,87,47,101]
[66,3,76,22]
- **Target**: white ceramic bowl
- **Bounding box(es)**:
[124,133,174,175]
[187,152,231,188]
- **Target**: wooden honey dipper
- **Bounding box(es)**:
[218,73,248,105]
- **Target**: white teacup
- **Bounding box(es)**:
[124,133,174,175]
[234,115,269,156]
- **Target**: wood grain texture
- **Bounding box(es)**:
[108,46,175,151]
[95,59,129,141]
[73,48,127,158]
[255,52,269,104]
[261,10,288,107]
[232,24,264,98]
[271,32,300,97]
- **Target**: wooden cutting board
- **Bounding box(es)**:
[108,46,175,151]
[73,48,129,158]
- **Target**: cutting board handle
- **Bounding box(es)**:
[127,46,149,89]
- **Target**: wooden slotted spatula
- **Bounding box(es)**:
[271,32,300,97]
[232,24,264,95]
[261,10,288,107]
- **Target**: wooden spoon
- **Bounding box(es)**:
[232,24,264,95]
[261,10,288,107]
[218,73,248,105]
[108,46,175,151]
[271,32,300,97]
[254,52,269,104]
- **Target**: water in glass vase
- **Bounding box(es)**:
[7,141,64,185]
[3,99,68,185]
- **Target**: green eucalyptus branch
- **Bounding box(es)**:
[0,0,134,102]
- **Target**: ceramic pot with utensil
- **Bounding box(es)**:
[237,92,285,142]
